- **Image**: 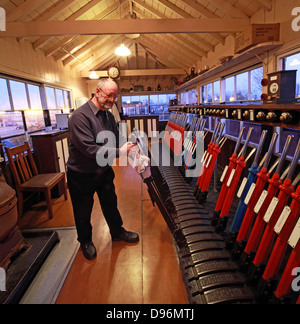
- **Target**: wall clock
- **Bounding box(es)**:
[107,66,120,79]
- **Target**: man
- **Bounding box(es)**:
[67,78,139,260]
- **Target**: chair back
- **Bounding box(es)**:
[5,142,38,187]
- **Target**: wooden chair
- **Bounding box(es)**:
[5,142,68,219]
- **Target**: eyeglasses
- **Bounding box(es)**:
[98,88,118,101]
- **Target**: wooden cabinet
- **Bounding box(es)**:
[31,130,70,196]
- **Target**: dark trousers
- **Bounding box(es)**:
[67,168,123,244]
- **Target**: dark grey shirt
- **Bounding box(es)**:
[67,100,126,174]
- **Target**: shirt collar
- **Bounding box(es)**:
[88,99,102,116]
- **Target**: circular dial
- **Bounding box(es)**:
[270,82,279,94]
[108,66,120,79]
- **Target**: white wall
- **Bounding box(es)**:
[196,0,300,81]
[0,37,89,106]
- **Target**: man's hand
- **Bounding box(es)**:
[120,142,136,155]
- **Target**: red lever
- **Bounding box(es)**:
[262,185,300,280]
[253,178,295,266]
[244,173,282,253]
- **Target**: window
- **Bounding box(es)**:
[202,82,221,103]
[49,110,62,127]
[250,67,264,100]
[28,84,42,110]
[0,111,24,138]
[224,67,263,102]
[45,86,57,109]
[45,86,72,110]
[24,110,45,132]
[192,89,197,104]
[0,76,72,148]
[9,80,29,110]
[122,95,149,116]
[56,89,65,109]
[236,72,248,101]
[150,94,175,120]
[64,90,71,108]
[213,81,220,103]
[0,78,11,111]
[121,93,176,121]
[225,76,235,102]
[282,51,300,97]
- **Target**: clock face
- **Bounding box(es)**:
[108,66,120,79]
[270,82,279,94]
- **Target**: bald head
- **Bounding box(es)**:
[97,78,118,90]
[93,78,118,111]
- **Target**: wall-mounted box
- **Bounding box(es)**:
[234,24,280,54]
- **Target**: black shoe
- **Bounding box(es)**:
[112,228,139,243]
[81,241,97,260]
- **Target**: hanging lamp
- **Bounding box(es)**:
[115,43,131,57]
[89,71,99,80]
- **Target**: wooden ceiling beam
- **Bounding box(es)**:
[81,69,186,78]
[1,18,250,37]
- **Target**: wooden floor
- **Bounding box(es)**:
[19,165,189,304]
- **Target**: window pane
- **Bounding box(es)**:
[284,52,300,97]
[157,94,166,104]
[1,134,28,151]
[213,81,220,103]
[28,84,42,110]
[201,86,205,103]
[236,72,248,100]
[150,95,159,105]
[122,96,131,104]
[45,86,57,109]
[191,89,197,105]
[0,78,11,111]
[49,109,62,127]
[56,89,64,109]
[0,111,25,138]
[206,83,212,103]
[9,80,29,110]
[225,76,235,101]
[63,90,70,108]
[24,110,45,132]
[250,67,263,100]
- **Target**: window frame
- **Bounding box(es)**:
[223,65,263,103]
[0,75,72,144]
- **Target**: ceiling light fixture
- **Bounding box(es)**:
[89,71,99,80]
[115,43,131,57]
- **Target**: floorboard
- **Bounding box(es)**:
[18,165,188,304]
